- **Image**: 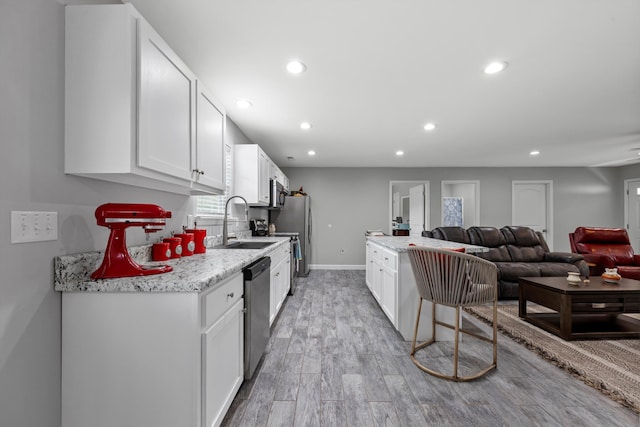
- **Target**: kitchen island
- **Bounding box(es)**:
[365,235,487,342]
[55,236,289,427]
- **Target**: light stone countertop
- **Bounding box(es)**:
[366,235,487,253]
[54,236,290,293]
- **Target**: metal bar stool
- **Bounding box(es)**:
[407,247,498,381]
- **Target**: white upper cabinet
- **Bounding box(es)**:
[137,18,195,182]
[234,144,271,206]
[193,82,226,192]
[65,4,225,195]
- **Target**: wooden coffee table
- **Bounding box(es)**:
[518,276,640,340]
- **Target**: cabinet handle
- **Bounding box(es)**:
[384,257,389,261]
[192,169,205,176]
[227,292,234,299]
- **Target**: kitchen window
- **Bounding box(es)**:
[196,144,232,216]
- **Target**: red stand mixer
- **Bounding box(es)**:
[91,203,173,279]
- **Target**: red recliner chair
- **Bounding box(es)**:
[569,227,640,279]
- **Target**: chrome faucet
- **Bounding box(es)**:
[223,195,249,246]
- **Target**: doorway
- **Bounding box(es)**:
[624,179,640,252]
[512,181,553,248]
[389,181,430,235]
[441,180,480,227]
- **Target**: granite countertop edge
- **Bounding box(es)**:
[54,237,290,293]
[366,235,487,253]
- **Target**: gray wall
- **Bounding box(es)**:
[1,2,186,426]
[283,167,625,267]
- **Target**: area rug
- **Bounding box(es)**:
[465,303,640,414]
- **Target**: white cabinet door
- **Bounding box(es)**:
[365,243,373,290]
[138,19,195,181]
[381,268,397,325]
[234,144,275,206]
[234,144,289,205]
[194,82,225,192]
[202,298,244,427]
[268,245,290,325]
[270,265,278,325]
[258,150,270,204]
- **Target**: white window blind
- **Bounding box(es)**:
[195,144,232,216]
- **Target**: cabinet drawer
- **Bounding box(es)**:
[269,244,289,265]
[202,274,243,328]
[382,249,397,271]
[371,244,383,262]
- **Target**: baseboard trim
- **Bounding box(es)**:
[309,264,365,270]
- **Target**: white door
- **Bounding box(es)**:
[409,184,426,236]
[626,179,640,252]
[392,192,400,220]
[512,181,552,245]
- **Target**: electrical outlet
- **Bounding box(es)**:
[11,211,58,244]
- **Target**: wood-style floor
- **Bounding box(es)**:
[222,270,639,426]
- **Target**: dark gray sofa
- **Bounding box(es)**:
[428,225,589,299]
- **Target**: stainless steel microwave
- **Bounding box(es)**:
[270,179,287,209]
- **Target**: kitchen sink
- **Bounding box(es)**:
[213,241,276,250]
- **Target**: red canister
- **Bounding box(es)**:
[163,237,183,259]
[152,242,171,261]
[175,233,195,256]
[184,228,207,254]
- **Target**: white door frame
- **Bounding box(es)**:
[440,180,480,226]
[389,181,430,235]
[511,180,553,249]
[623,179,640,251]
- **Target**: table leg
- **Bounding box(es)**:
[518,283,527,318]
[559,294,572,340]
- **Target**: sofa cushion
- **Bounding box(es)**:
[495,262,540,282]
[574,227,630,244]
[502,226,540,246]
[508,245,546,263]
[502,226,546,262]
[468,227,512,262]
[469,226,505,247]
[431,227,471,244]
[537,262,580,277]
[572,227,635,265]
[616,266,640,280]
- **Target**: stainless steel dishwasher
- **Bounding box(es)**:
[243,256,271,379]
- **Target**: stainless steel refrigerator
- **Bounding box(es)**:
[270,196,311,276]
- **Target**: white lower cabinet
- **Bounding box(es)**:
[202,298,244,427]
[365,242,396,324]
[61,273,244,427]
[364,240,458,341]
[269,244,291,325]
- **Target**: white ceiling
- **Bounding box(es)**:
[123,0,640,168]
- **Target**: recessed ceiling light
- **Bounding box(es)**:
[484,61,508,74]
[307,150,316,156]
[529,150,540,156]
[396,150,404,156]
[300,122,312,130]
[286,60,306,74]
[423,123,436,131]
[236,99,253,109]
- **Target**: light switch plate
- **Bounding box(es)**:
[11,211,58,244]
